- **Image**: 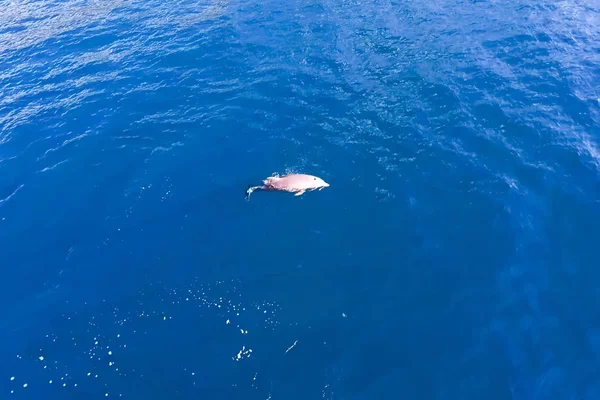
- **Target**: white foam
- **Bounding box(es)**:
[10,377,14,381]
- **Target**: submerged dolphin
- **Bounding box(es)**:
[245,173,330,199]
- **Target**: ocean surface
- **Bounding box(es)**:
[1,0,599,398]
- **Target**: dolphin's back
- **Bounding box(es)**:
[270,174,318,190]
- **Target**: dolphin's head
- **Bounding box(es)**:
[312,176,329,190]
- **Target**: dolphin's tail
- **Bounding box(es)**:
[245,185,260,200]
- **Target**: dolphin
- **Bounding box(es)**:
[245,173,330,199]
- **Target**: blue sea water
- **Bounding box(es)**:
[1,0,600,398]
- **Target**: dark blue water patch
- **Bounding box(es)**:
[2,0,600,398]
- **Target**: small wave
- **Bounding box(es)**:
[0,184,24,206]
[38,159,69,173]
[0,155,18,164]
[498,173,527,196]
[41,133,88,158]
[150,141,184,155]
[576,134,600,172]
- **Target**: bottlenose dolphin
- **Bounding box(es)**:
[245,174,329,199]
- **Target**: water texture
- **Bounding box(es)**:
[1,0,599,399]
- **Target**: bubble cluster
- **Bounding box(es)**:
[5,278,282,398]
[233,346,252,361]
